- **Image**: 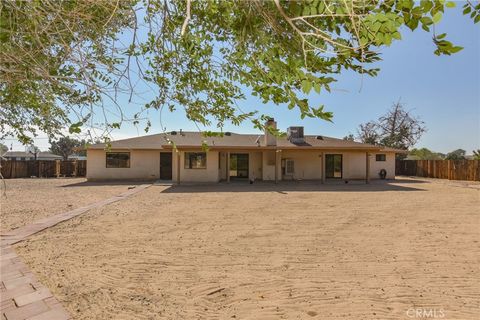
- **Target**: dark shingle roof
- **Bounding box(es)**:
[88,131,403,152]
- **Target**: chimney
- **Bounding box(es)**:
[264,118,277,146]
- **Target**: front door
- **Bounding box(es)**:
[230,153,249,179]
[160,152,172,180]
[325,154,342,179]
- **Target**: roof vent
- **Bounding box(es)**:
[171,131,177,135]
[287,126,305,144]
[316,135,323,140]
[225,132,232,136]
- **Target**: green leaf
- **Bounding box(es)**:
[450,46,463,53]
[445,1,456,8]
[301,80,312,94]
[359,36,368,47]
[372,21,382,32]
[69,122,83,134]
[392,31,402,40]
[436,33,447,39]
[420,17,433,25]
[432,12,443,24]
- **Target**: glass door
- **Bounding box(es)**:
[159,152,172,180]
[230,154,249,179]
[325,154,342,179]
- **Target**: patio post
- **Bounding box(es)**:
[176,150,180,184]
[226,152,230,183]
[321,152,325,184]
[275,149,281,184]
[366,152,370,184]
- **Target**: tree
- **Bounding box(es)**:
[473,149,480,160]
[357,121,380,145]
[409,148,444,160]
[1,1,478,144]
[357,102,426,150]
[0,143,8,155]
[377,102,426,149]
[445,149,466,160]
[26,145,40,160]
[343,134,355,141]
[49,137,86,160]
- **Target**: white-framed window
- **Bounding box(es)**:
[376,154,386,161]
[285,159,295,175]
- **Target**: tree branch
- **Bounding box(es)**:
[180,0,191,36]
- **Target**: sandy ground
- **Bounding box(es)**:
[14,178,479,320]
[0,178,138,232]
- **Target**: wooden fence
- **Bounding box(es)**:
[396,160,480,181]
[0,160,87,179]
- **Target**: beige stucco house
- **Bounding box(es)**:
[87,119,401,183]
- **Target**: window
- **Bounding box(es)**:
[376,154,386,162]
[106,152,130,168]
[285,159,294,175]
[185,152,207,169]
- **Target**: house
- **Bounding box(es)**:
[87,119,402,183]
[3,151,63,161]
[68,155,87,161]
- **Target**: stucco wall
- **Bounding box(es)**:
[250,151,263,180]
[370,152,396,179]
[218,151,263,181]
[330,151,396,180]
[218,152,227,181]
[176,150,220,183]
[281,150,323,180]
[342,152,367,179]
[262,151,276,181]
[87,149,161,180]
[87,148,396,182]
[279,151,396,181]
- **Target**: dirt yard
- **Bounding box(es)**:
[0,178,139,232]
[14,178,479,319]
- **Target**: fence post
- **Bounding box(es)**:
[447,160,451,180]
[11,159,15,179]
[73,160,78,177]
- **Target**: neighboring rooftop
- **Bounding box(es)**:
[3,151,62,159]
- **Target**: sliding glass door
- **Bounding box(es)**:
[230,154,249,179]
[325,154,343,179]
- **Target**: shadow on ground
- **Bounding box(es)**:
[60,180,152,188]
[60,177,429,192]
[159,179,427,193]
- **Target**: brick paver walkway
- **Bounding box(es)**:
[1,183,151,320]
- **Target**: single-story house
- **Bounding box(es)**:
[87,119,402,183]
[3,151,63,161]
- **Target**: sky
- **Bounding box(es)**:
[2,4,479,154]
